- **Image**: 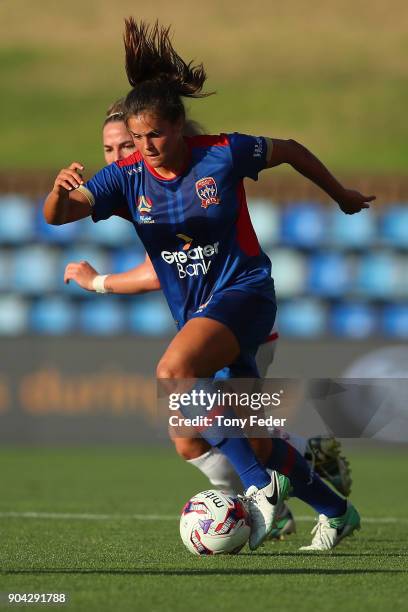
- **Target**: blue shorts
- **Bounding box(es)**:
[189,288,277,379]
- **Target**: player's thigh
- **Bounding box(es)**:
[157,317,240,379]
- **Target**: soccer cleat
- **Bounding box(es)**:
[299,502,361,551]
[269,503,297,540]
[305,436,352,497]
[245,470,291,550]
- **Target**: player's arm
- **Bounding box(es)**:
[265,138,376,214]
[64,254,161,294]
[44,162,91,225]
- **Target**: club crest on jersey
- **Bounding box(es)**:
[137,195,155,223]
[195,177,220,209]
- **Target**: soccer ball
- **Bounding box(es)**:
[180,489,250,555]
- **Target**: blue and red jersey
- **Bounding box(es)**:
[81,133,275,329]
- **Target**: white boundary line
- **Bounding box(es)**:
[0,512,176,521]
[0,511,406,523]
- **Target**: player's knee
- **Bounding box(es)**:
[156,358,195,379]
[156,360,174,379]
[173,437,210,460]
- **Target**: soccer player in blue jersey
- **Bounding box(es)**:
[44,19,374,550]
[66,99,352,514]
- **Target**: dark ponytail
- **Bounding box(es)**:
[123,18,213,123]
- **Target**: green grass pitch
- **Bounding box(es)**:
[1,446,407,611]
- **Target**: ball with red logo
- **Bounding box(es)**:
[180,489,250,555]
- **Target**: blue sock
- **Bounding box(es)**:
[216,437,270,491]
[267,438,346,518]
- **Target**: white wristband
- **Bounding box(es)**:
[92,275,109,293]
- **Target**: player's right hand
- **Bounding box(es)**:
[64,260,98,291]
[337,189,376,215]
[52,162,85,195]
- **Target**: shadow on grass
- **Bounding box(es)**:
[2,568,407,576]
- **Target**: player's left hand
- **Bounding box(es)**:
[64,260,98,291]
[337,189,376,215]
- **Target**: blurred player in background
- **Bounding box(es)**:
[44,19,371,550]
[103,99,137,164]
[66,98,352,539]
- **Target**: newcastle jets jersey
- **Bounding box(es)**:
[80,133,276,329]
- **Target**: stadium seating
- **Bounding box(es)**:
[79,297,126,335]
[308,251,352,297]
[0,195,35,243]
[382,304,408,338]
[329,207,376,248]
[248,199,280,249]
[129,294,174,335]
[267,248,306,297]
[12,245,59,294]
[330,302,378,338]
[30,296,76,334]
[1,196,407,337]
[380,204,408,248]
[79,214,138,246]
[280,201,326,248]
[356,251,404,299]
[0,295,29,335]
[277,298,327,338]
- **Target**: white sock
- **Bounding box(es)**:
[187,447,243,495]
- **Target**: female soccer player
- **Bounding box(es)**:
[45,19,372,550]
[103,99,137,164]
